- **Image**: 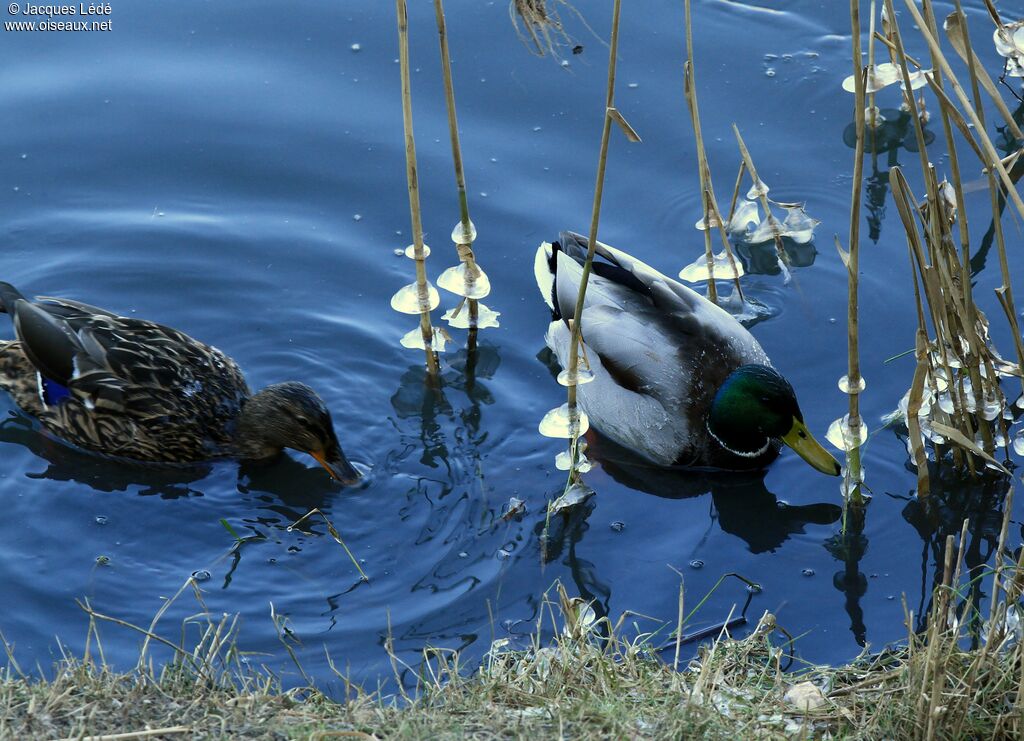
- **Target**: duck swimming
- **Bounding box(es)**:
[535,231,840,476]
[0,282,360,483]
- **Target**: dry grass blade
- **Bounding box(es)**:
[928,421,1009,474]
[288,508,368,582]
[52,728,192,741]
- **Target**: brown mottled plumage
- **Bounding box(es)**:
[0,282,359,482]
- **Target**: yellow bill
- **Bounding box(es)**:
[781,418,841,476]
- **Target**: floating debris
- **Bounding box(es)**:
[399,326,449,352]
[442,302,501,329]
[502,497,527,521]
[609,521,625,532]
[390,281,440,314]
[678,251,745,282]
[538,403,590,439]
[436,262,491,299]
[548,481,595,514]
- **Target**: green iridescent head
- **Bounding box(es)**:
[707,365,840,475]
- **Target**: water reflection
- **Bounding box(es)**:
[589,435,843,554]
[843,108,936,243]
[378,343,532,681]
[825,502,869,647]
[894,464,1010,643]
[972,100,1024,277]
[735,236,817,277]
[0,411,209,498]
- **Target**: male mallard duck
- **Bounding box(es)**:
[0,282,360,483]
[535,232,840,476]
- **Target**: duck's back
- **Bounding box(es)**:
[0,298,250,463]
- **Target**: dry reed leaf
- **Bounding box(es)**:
[943,12,1024,140]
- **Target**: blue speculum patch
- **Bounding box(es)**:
[41,377,71,406]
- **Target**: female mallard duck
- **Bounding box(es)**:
[0,282,360,483]
[535,232,840,476]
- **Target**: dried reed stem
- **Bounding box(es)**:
[684,0,744,302]
[397,0,440,376]
[434,0,483,339]
[901,0,1024,223]
[844,0,866,503]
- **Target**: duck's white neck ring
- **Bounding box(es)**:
[706,422,771,459]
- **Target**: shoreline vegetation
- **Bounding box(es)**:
[3,552,1024,740]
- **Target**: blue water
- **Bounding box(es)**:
[0,0,1020,691]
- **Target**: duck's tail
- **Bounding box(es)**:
[533,241,558,315]
[534,232,591,320]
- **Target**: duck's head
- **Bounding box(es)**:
[236,382,361,484]
[707,365,840,476]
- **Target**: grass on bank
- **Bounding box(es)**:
[3,549,1024,740]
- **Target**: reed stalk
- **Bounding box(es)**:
[433,0,484,346]
[397,0,440,376]
[731,126,789,277]
[843,0,866,505]
[562,0,623,481]
[877,0,1024,476]
[683,0,744,302]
